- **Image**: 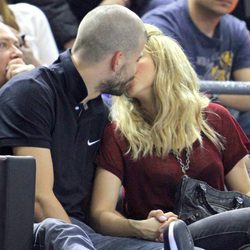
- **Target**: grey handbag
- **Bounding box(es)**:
[173,174,250,225]
[172,150,250,225]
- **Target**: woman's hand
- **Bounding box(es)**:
[91,167,179,242]
[147,209,178,241]
[147,209,177,220]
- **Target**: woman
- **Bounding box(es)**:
[90,24,250,250]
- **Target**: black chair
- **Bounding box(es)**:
[0,156,36,250]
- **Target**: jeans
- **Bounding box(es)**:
[33,218,164,250]
[189,207,250,250]
[33,208,250,250]
[33,218,95,250]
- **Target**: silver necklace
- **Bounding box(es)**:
[173,150,190,174]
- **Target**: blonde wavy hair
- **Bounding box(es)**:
[111,24,223,159]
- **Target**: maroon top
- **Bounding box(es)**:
[96,103,250,220]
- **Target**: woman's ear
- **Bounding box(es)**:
[111,51,123,72]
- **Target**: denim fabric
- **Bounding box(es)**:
[33,218,164,250]
[71,217,164,250]
[33,208,250,250]
[33,218,96,250]
[189,208,250,250]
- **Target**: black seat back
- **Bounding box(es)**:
[0,156,36,250]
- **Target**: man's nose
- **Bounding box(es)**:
[10,45,23,59]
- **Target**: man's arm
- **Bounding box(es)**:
[13,147,71,223]
[216,68,250,111]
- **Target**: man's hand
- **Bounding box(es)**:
[6,58,34,80]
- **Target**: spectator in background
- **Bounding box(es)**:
[8,0,131,50]
[139,0,176,16]
[0,0,58,65]
[0,22,34,87]
[8,0,166,50]
[142,0,250,139]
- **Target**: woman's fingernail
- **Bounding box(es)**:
[159,215,167,221]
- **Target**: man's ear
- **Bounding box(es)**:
[111,51,123,72]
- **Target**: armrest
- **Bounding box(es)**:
[0,155,36,250]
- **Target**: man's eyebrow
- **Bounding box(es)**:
[0,36,19,43]
[0,36,20,47]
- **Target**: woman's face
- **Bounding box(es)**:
[125,50,155,100]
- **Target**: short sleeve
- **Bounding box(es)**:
[231,20,250,71]
[207,103,250,174]
[0,77,55,149]
[142,7,180,41]
[96,123,126,181]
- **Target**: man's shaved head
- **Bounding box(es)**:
[72,5,146,63]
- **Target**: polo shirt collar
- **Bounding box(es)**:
[60,49,88,103]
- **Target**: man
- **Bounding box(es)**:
[0,4,146,224]
[142,0,250,138]
[0,22,34,87]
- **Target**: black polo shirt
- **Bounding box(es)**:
[0,50,108,221]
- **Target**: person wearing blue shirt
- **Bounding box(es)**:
[142,0,250,139]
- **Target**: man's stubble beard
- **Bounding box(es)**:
[98,67,135,96]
